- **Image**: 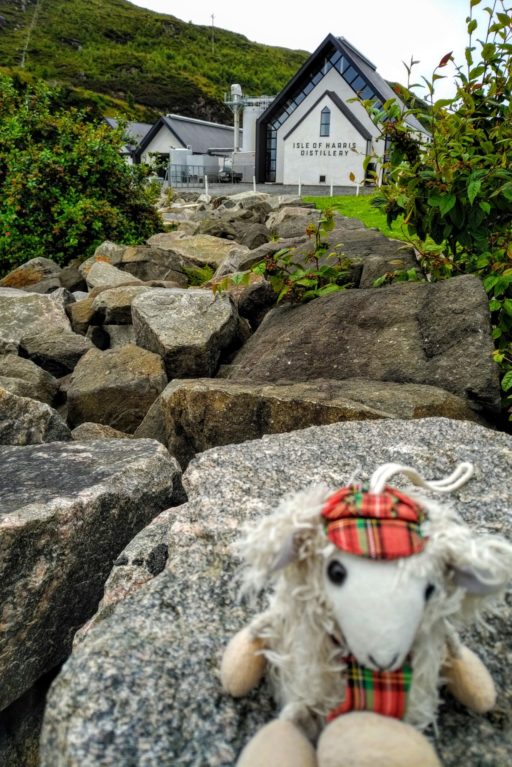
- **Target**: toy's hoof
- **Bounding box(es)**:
[221,627,267,697]
[237,720,317,767]
[317,712,441,767]
[445,645,497,713]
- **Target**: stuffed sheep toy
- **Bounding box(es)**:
[221,462,512,767]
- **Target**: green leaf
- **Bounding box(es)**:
[501,370,512,392]
[467,178,481,204]
[479,201,491,214]
[470,0,482,6]
[502,299,512,318]
[489,298,501,312]
[467,18,478,33]
[316,284,343,296]
[439,194,456,215]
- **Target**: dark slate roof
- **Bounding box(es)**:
[104,118,153,145]
[135,114,236,159]
[283,90,372,142]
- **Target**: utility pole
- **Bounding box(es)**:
[211,14,215,55]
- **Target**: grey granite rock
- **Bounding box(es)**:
[227,275,501,415]
[0,354,59,405]
[71,422,133,440]
[0,438,181,710]
[90,285,154,325]
[19,330,93,377]
[0,288,71,346]
[266,205,321,238]
[135,377,484,468]
[104,324,137,348]
[74,507,176,644]
[146,232,250,268]
[67,345,167,433]
[40,419,511,766]
[119,245,189,285]
[132,288,240,378]
[84,262,143,291]
[0,257,62,293]
[0,387,71,445]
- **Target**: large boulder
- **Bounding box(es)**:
[118,245,188,285]
[132,288,240,378]
[0,388,71,445]
[19,330,93,377]
[134,377,484,468]
[0,288,71,346]
[227,275,501,415]
[40,419,512,767]
[90,285,154,325]
[146,232,250,269]
[0,258,62,293]
[0,438,181,711]
[67,345,167,433]
[0,354,58,405]
[84,262,143,291]
[266,205,321,238]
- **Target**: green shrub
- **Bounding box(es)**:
[0,75,162,275]
[359,0,512,418]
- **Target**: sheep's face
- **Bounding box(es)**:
[323,550,434,671]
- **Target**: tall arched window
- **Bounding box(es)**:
[320,106,331,137]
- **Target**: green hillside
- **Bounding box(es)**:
[0,0,308,122]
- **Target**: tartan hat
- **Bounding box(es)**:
[321,483,428,560]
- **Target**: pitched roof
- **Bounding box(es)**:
[104,118,153,145]
[134,114,236,159]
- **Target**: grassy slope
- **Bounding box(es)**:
[304,194,412,242]
[0,0,308,122]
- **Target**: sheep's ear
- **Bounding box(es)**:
[270,533,299,572]
[452,565,507,596]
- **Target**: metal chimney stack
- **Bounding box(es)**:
[228,83,243,153]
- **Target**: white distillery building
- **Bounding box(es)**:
[255,34,428,187]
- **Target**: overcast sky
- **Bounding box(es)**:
[129,0,491,99]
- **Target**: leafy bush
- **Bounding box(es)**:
[359,0,512,418]
[0,74,162,275]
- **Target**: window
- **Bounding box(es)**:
[320,106,331,137]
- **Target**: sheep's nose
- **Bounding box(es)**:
[368,653,399,672]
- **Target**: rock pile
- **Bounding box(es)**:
[0,191,508,766]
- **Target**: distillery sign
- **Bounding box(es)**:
[292,140,357,157]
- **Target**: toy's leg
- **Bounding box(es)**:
[237,720,317,767]
[220,626,267,697]
[443,644,496,713]
[317,712,441,767]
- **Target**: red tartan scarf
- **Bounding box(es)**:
[321,483,428,560]
[328,654,413,721]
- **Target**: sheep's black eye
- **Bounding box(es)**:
[425,583,435,601]
[327,560,347,586]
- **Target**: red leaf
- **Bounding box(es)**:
[438,51,453,68]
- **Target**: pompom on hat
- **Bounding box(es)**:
[321,462,475,561]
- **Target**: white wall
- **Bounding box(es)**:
[140,127,185,164]
[275,67,385,185]
[283,94,367,185]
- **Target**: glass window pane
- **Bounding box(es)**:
[352,75,366,92]
[344,65,357,83]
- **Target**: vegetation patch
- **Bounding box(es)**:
[0,74,161,275]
